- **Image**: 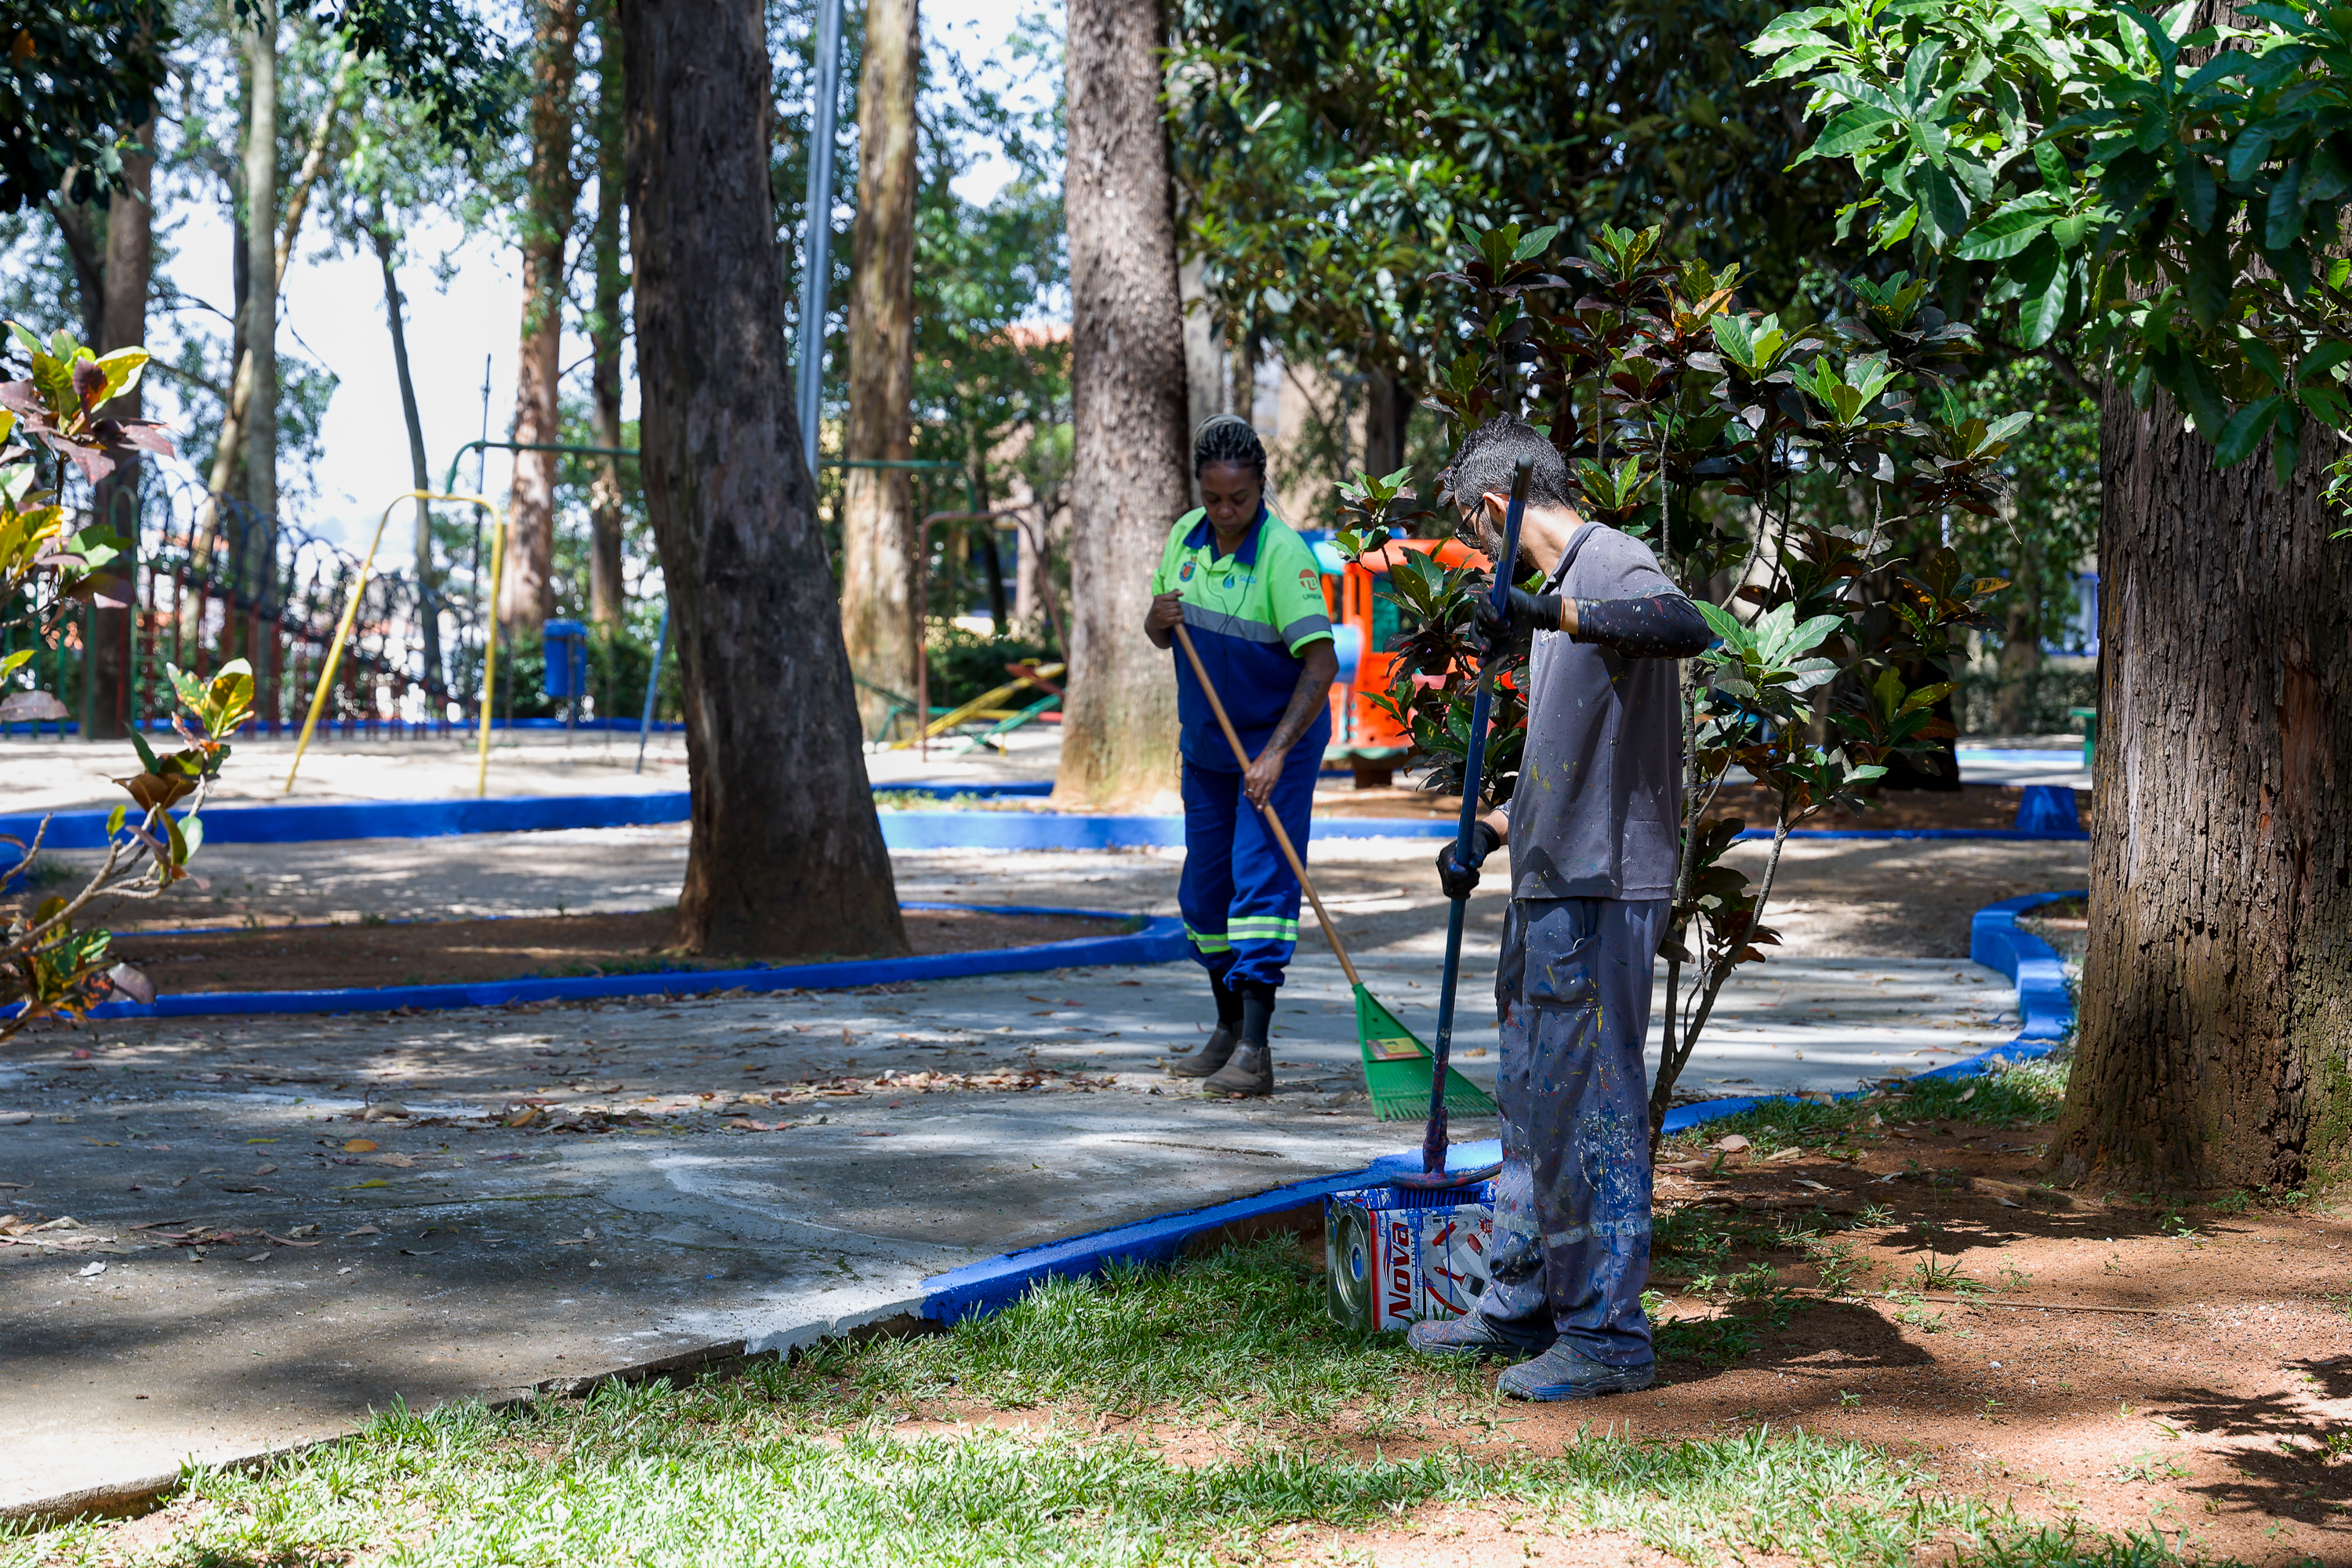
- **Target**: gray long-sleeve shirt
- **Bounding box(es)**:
[1506,524,1704,902]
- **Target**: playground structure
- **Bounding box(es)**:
[1315,532,1491,783]
[2,462,477,741]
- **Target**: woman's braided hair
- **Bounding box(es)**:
[1192,413,1267,481]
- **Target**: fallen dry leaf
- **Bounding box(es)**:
[342,1225,381,1238]
[343,1138,378,1153]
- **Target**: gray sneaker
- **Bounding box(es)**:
[1496,1341,1656,1402]
[1167,1024,1239,1079]
[1201,1041,1272,1097]
[1406,1316,1542,1361]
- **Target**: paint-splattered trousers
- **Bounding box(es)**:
[1177,729,1324,990]
[1472,895,1670,1366]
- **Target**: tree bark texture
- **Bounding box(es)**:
[1057,0,1189,811]
[619,0,907,960]
[586,0,628,630]
[2050,387,2352,1194]
[241,1,278,546]
[502,0,585,631]
[84,122,154,741]
[836,0,919,735]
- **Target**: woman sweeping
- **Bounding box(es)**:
[1144,415,1338,1098]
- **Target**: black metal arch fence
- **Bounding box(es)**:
[4,459,487,741]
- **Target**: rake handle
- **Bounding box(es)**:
[1169,619,1361,989]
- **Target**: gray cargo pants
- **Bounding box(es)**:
[1470,895,1668,1367]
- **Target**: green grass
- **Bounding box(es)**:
[1663,1051,2073,1157]
[1,1241,2249,1567]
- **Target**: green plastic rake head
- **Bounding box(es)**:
[1355,981,1496,1121]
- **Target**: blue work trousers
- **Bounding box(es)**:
[1472,895,1669,1366]
[1178,742,1321,989]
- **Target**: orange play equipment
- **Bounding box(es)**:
[1316,535,1490,779]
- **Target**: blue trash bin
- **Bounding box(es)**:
[543,619,587,702]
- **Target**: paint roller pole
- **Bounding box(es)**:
[1169,621,1362,989]
[634,601,669,775]
[1422,456,1533,1178]
[285,491,406,793]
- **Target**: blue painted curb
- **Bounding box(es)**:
[2,791,2089,858]
[920,1139,1505,1322]
[0,793,695,852]
[1655,887,2081,1133]
[69,907,1189,1022]
[911,888,2083,1325]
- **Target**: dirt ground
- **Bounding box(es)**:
[905,1124,2352,1568]
[87,908,1135,994]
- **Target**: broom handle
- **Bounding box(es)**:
[1170,620,1362,989]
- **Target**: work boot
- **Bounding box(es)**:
[1203,981,1276,1097]
[1496,1341,1656,1402]
[1168,959,1243,1078]
[1406,1316,1543,1362]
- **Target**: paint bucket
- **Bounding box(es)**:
[1324,1180,1494,1332]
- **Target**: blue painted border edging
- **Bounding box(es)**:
[920,1139,1504,1322]
[912,889,2083,1326]
[4,793,2087,856]
[73,907,1189,1021]
[1654,887,2082,1134]
[0,793,695,851]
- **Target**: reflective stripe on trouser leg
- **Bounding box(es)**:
[1178,760,1239,972]
[1473,895,1670,1366]
[1222,735,1321,988]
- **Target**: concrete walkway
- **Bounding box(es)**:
[2,929,2023,1515]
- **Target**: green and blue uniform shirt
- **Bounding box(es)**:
[1151,506,1334,769]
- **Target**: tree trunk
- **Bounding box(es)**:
[85,121,154,742]
[1362,365,1405,481]
[836,0,919,735]
[970,440,1009,630]
[1055,0,1189,811]
[1178,253,1225,475]
[619,0,907,959]
[2047,388,2352,1195]
[374,219,442,693]
[503,0,586,632]
[586,0,628,630]
[1992,591,2042,735]
[205,55,345,514]
[241,0,279,586]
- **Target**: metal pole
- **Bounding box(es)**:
[634,602,669,775]
[795,0,845,476]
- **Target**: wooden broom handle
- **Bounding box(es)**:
[1170,620,1362,989]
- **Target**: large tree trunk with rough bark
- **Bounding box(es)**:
[84,121,154,741]
[1056,0,1189,811]
[619,0,906,959]
[503,0,585,631]
[2048,388,2352,1195]
[586,0,628,630]
[836,0,919,737]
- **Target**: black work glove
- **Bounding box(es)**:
[1472,586,1566,658]
[1435,820,1504,899]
